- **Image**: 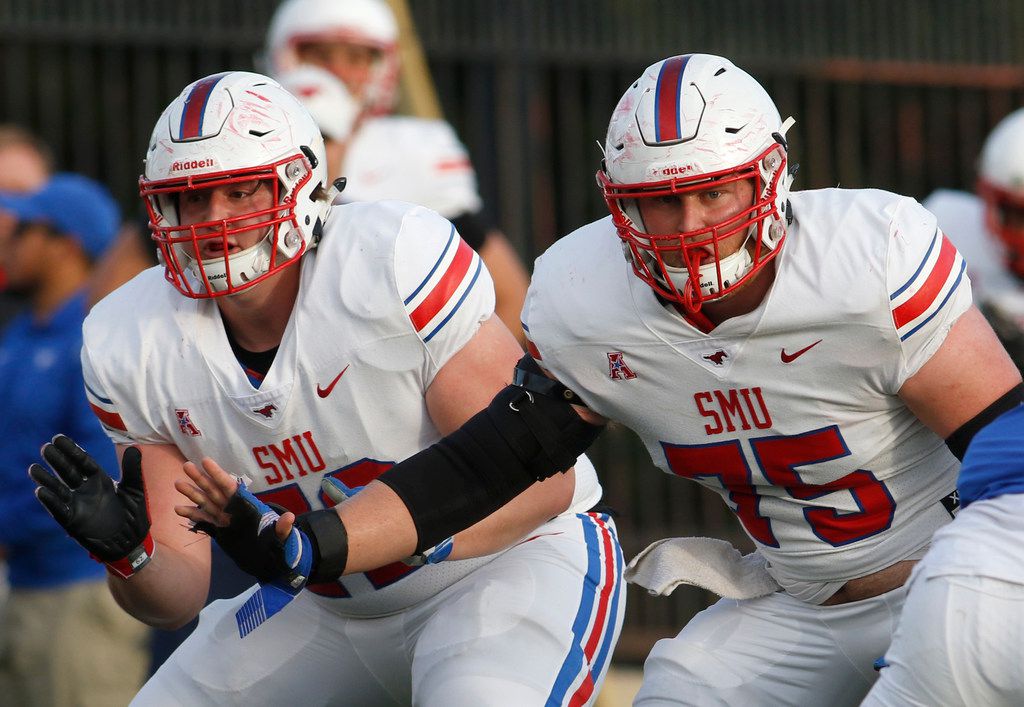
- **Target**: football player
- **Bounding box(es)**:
[152,54,1024,704]
[923,108,1024,370]
[863,402,1024,706]
[264,0,532,346]
[30,71,623,705]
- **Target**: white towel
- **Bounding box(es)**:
[625,537,780,600]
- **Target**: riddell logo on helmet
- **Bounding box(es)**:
[660,165,694,176]
[170,158,215,171]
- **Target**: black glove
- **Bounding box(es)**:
[192,484,313,589]
[29,435,154,579]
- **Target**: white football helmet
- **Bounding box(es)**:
[140,71,334,298]
[598,54,795,314]
[277,65,360,143]
[264,0,400,115]
[978,107,1024,279]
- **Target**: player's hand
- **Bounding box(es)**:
[176,458,312,588]
[28,435,154,579]
[321,477,453,566]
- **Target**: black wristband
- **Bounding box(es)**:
[294,509,349,582]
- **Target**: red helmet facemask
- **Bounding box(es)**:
[140,156,311,298]
[600,142,789,314]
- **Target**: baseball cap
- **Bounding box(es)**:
[0,172,120,259]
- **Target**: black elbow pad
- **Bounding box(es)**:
[378,382,603,553]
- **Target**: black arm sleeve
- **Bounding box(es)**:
[946,382,1024,460]
[377,362,603,553]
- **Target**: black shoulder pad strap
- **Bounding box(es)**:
[946,382,1024,460]
[513,354,588,408]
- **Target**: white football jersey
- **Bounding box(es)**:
[339,116,483,219]
[524,188,969,599]
[83,200,602,617]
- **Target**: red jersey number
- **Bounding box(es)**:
[662,425,895,547]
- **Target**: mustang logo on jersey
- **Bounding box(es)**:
[175,409,201,436]
[694,387,773,435]
[253,431,326,486]
[607,352,638,380]
[253,403,278,419]
[703,350,728,366]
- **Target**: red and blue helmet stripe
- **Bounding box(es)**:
[654,55,691,144]
[177,72,230,141]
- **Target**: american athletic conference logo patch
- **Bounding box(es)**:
[175,409,201,436]
[607,352,637,380]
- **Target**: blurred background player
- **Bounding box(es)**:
[923,108,1024,371]
[863,401,1024,706]
[264,0,531,346]
[0,174,149,706]
[276,64,361,186]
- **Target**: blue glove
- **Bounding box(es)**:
[192,483,313,637]
[195,483,313,587]
[320,477,454,566]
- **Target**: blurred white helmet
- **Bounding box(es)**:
[278,65,360,143]
[978,107,1024,279]
[140,71,334,298]
[598,54,795,314]
[265,0,400,115]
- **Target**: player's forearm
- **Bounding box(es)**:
[335,480,418,573]
[445,470,575,561]
[106,545,210,629]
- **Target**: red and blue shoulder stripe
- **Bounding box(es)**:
[85,381,127,433]
[890,229,967,341]
[404,223,483,342]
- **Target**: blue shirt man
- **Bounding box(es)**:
[0,173,150,706]
[0,290,115,587]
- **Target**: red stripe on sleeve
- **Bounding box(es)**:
[655,56,687,142]
[434,158,472,172]
[90,403,127,432]
[892,235,956,329]
[525,337,543,361]
[409,237,474,330]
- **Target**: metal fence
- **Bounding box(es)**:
[2,0,1023,663]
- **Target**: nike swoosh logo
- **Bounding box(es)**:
[316,365,350,398]
[780,340,822,363]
